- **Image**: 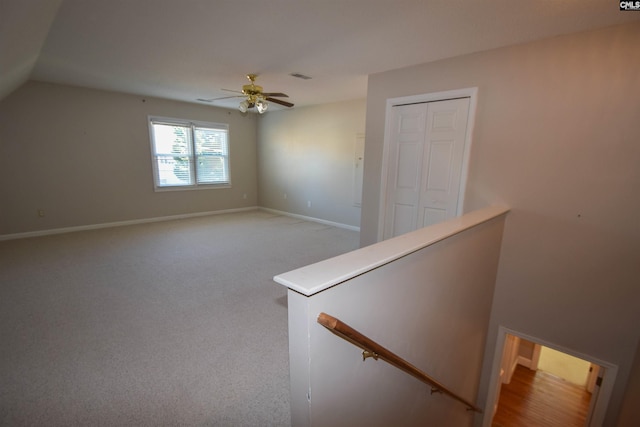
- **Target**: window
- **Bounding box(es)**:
[148,117,230,190]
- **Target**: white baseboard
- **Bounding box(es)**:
[0,207,259,241]
[259,207,360,232]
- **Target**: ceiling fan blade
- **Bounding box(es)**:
[262,92,289,98]
[198,95,243,102]
[222,88,244,94]
[266,97,294,108]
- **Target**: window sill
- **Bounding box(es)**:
[154,184,231,192]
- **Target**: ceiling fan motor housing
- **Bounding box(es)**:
[242,74,262,97]
[242,84,263,96]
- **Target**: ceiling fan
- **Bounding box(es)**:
[198,74,294,114]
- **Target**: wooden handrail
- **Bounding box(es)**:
[317,312,483,413]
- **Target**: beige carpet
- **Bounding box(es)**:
[0,211,359,426]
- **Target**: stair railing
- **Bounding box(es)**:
[317,312,483,413]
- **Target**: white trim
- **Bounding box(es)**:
[0,207,258,241]
[483,326,618,427]
[274,205,508,297]
[152,183,232,192]
[377,87,478,242]
[1,207,360,241]
[259,207,360,232]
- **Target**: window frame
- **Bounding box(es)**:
[148,116,231,191]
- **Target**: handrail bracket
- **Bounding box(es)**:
[362,350,379,361]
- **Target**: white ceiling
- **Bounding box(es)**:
[2,0,639,111]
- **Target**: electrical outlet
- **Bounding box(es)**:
[243,193,247,199]
[284,193,287,199]
[307,201,312,208]
[37,209,45,217]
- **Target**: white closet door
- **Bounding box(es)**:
[384,97,470,239]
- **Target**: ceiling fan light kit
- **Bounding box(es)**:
[232,74,293,114]
[238,74,281,114]
[255,99,268,113]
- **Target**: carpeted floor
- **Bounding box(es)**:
[0,211,359,426]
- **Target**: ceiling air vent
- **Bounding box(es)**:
[289,72,312,80]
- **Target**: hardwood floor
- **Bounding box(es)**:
[492,364,592,427]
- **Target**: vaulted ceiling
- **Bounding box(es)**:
[2,0,638,110]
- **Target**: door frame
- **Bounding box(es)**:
[483,326,619,427]
[377,87,478,241]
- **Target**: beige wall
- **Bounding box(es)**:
[0,81,258,235]
[285,210,506,426]
[361,23,640,426]
[257,99,366,228]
